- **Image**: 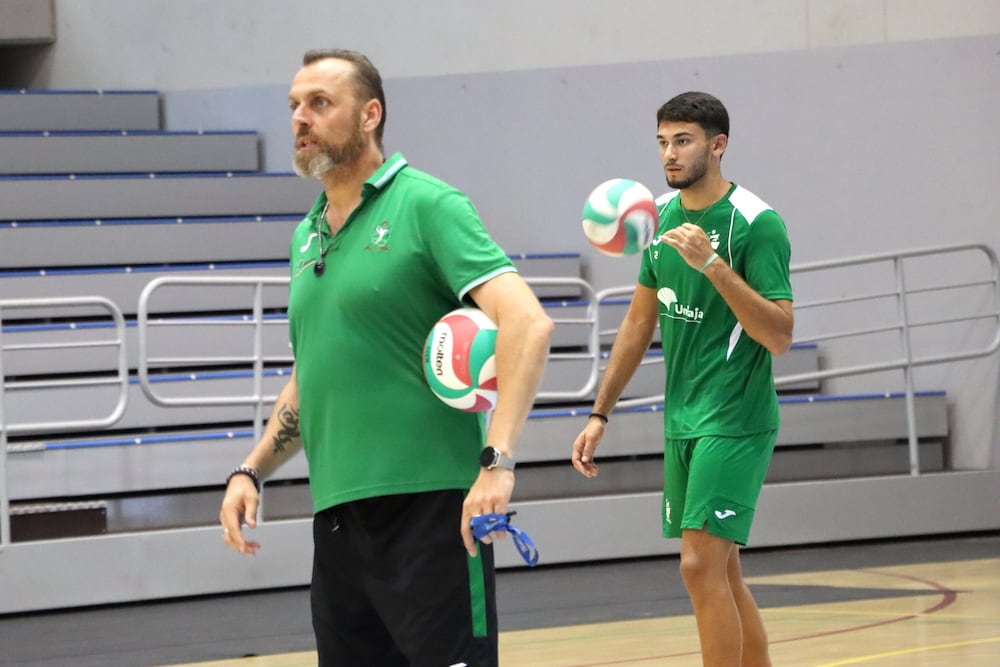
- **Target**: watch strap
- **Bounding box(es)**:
[482,446,516,471]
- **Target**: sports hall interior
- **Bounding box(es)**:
[0,2,998,666]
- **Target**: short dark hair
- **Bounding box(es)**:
[302,49,386,148]
[656,92,729,139]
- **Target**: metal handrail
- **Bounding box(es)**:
[136,275,603,440]
[610,243,1000,476]
[137,275,291,444]
[529,277,601,401]
[0,296,129,548]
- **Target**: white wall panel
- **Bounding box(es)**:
[25,1,999,89]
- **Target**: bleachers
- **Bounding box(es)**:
[0,345,831,450]
[3,313,946,498]
[0,89,309,544]
[4,88,988,615]
[3,243,949,539]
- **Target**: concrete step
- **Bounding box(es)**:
[0,171,319,220]
[0,90,160,131]
[0,130,261,175]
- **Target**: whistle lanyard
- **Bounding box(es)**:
[470,512,539,567]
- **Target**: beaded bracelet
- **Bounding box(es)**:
[226,465,261,494]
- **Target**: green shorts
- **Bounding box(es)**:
[662,430,777,545]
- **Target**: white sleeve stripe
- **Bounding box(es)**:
[458,266,517,301]
[726,322,744,360]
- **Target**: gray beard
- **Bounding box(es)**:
[292,130,367,178]
[293,150,335,179]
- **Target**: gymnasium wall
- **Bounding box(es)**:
[3,1,999,467]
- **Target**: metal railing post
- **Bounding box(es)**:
[251,282,267,521]
[894,257,921,476]
[0,304,10,549]
[251,283,266,445]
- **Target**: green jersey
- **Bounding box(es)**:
[638,183,792,438]
[287,153,515,513]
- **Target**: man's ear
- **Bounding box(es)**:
[712,133,728,157]
[362,99,382,131]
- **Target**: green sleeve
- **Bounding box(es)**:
[745,210,793,302]
[417,187,514,300]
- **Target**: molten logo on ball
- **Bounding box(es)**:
[422,308,498,412]
[581,178,658,257]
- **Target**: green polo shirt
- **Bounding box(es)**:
[638,183,793,438]
[287,153,515,513]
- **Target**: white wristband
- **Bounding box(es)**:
[699,252,720,273]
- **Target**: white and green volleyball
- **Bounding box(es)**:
[422,308,498,412]
[581,178,658,257]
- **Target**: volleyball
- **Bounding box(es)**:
[422,307,498,412]
[581,178,658,256]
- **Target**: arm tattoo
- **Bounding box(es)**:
[271,402,300,455]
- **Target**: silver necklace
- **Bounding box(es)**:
[679,196,720,226]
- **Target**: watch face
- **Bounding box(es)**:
[480,447,497,467]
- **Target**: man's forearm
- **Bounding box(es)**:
[484,309,553,457]
[703,260,793,355]
[242,376,303,478]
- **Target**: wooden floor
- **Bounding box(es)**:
[498,558,1000,667]
[2,533,997,667]
[159,550,999,667]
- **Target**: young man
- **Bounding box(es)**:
[219,49,553,667]
[571,91,793,667]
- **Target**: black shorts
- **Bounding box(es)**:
[311,489,498,667]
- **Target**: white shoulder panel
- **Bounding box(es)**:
[729,185,772,224]
[656,190,680,209]
[656,190,681,206]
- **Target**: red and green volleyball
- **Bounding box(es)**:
[422,308,498,412]
[581,178,658,257]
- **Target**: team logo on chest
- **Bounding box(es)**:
[365,221,391,251]
[657,286,705,323]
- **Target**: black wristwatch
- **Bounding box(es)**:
[479,446,516,471]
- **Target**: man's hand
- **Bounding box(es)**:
[572,418,606,478]
[660,223,716,270]
[461,468,515,557]
[219,475,261,555]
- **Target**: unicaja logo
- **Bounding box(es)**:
[672,303,704,321]
[657,287,704,323]
[658,287,677,309]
